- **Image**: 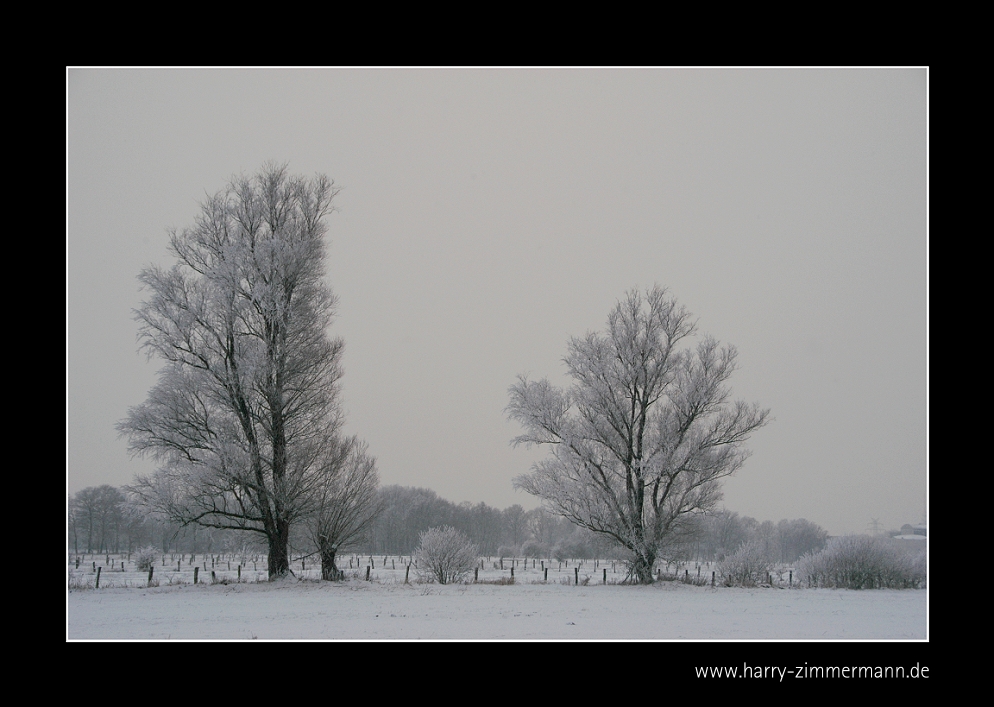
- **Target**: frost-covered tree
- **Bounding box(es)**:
[414,526,478,584]
[305,436,383,580]
[508,286,769,584]
[120,163,345,578]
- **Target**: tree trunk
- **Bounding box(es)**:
[630,548,656,584]
[267,519,290,578]
[321,546,338,581]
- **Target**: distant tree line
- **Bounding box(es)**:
[69,485,263,556]
[367,485,595,558]
[360,486,833,565]
[70,483,832,566]
[688,511,830,564]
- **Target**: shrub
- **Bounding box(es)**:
[797,535,926,589]
[719,540,775,586]
[134,546,158,572]
[414,526,478,585]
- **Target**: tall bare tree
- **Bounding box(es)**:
[120,163,344,578]
[508,286,769,583]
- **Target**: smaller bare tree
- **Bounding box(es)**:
[306,437,383,580]
[415,526,478,585]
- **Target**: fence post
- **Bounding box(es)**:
[194,566,199,584]
[95,567,101,589]
[603,568,607,584]
[574,567,578,585]
[405,564,410,584]
[365,566,370,581]
[544,567,548,581]
[711,571,715,587]
[474,567,478,582]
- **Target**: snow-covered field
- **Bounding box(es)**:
[67,576,926,640]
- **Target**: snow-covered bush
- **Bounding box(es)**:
[719,539,775,586]
[134,546,159,572]
[797,535,926,589]
[414,526,478,585]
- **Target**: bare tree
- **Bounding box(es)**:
[306,436,383,580]
[120,163,344,578]
[508,286,769,583]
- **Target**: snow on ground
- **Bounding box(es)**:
[67,578,926,640]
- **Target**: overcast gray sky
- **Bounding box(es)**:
[67,68,927,536]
